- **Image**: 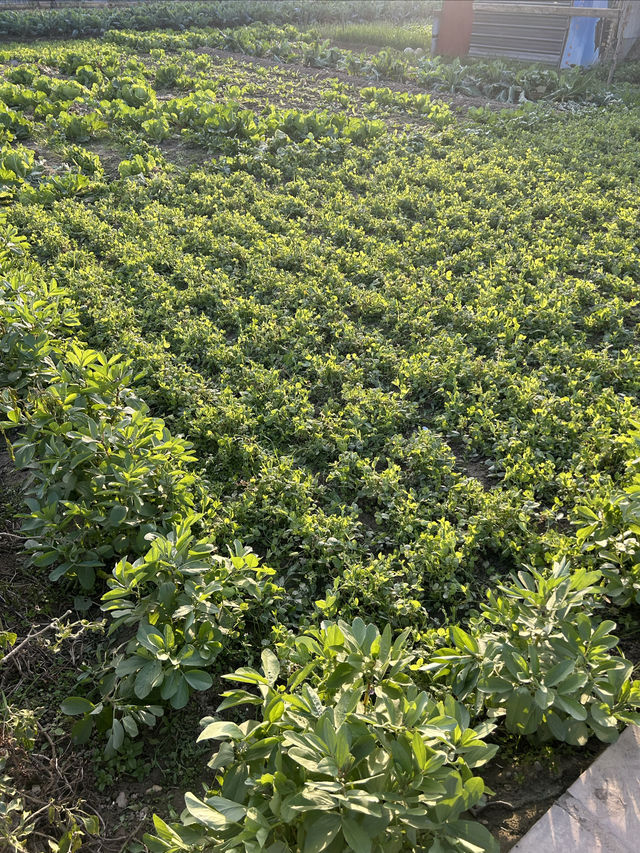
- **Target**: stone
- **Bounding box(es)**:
[563,725,640,841]
[512,797,634,853]
[512,726,640,853]
[115,791,128,809]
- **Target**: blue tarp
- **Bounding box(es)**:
[560,0,609,69]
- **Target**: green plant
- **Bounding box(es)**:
[146,618,498,852]
[142,117,172,142]
[0,694,37,751]
[427,562,640,744]
[2,346,200,590]
[575,424,640,606]
[155,63,184,89]
[62,521,279,753]
[119,153,157,177]
[75,64,103,88]
[0,254,74,396]
[313,22,432,52]
[91,738,151,790]
[0,103,32,140]
[52,111,108,143]
[63,144,104,177]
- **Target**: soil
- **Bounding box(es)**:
[158,137,213,169]
[0,448,24,567]
[447,438,497,490]
[22,140,66,174]
[82,140,127,179]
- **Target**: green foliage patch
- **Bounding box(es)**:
[145,619,499,853]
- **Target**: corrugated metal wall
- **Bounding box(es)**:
[469,0,572,63]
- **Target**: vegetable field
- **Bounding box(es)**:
[1,2,640,852]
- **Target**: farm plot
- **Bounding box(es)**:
[1,15,640,853]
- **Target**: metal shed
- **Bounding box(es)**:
[470,0,574,64]
[433,0,639,69]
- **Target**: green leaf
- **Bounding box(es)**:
[565,719,590,746]
[590,702,617,730]
[170,674,190,709]
[71,716,93,744]
[261,648,280,685]
[136,623,164,654]
[445,818,499,852]
[205,796,246,824]
[333,687,358,729]
[590,620,617,644]
[108,504,128,526]
[160,669,181,700]
[134,659,163,699]
[122,715,139,738]
[505,688,539,734]
[545,710,567,741]
[412,729,427,770]
[554,694,587,721]
[13,442,35,468]
[217,689,262,711]
[111,717,124,750]
[324,624,345,650]
[588,719,620,743]
[534,686,553,710]
[198,720,244,742]
[81,814,100,835]
[303,813,342,853]
[224,667,268,685]
[544,659,576,687]
[350,617,367,647]
[451,625,479,654]
[288,660,318,691]
[61,696,94,716]
[479,675,511,694]
[184,669,213,691]
[266,695,285,722]
[342,817,372,853]
[325,661,357,692]
[77,564,96,590]
[149,814,188,846]
[184,792,227,830]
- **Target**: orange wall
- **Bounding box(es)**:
[436,0,474,57]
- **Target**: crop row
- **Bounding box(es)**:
[0,18,620,111]
[103,23,615,105]
[0,1,435,40]
[0,41,455,176]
